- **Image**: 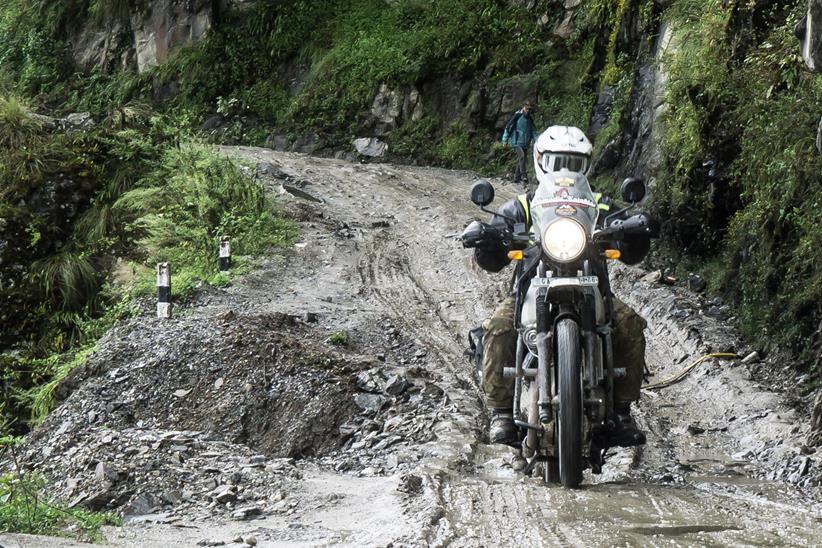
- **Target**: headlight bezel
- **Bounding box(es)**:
[541,218,588,263]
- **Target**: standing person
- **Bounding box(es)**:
[501,100,539,187]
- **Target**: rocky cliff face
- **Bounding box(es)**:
[72,0,255,73]
[797,0,822,71]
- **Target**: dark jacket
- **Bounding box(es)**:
[474,194,651,273]
[502,110,538,149]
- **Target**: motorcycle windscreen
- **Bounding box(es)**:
[529,169,599,239]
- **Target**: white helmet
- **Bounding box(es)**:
[533,126,593,182]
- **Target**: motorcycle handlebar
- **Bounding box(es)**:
[595,213,658,242]
[461,221,530,249]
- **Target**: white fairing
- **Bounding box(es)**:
[533,126,593,187]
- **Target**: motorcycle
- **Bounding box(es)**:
[462,171,656,487]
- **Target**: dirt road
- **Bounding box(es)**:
[3,148,820,547]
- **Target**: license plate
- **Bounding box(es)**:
[531,276,599,288]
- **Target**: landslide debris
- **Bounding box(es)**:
[5,305,451,523]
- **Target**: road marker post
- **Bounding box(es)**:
[219,235,231,273]
[157,262,171,319]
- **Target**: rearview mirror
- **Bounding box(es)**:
[470,179,495,207]
[620,177,646,203]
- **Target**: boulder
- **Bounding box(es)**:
[72,24,128,71]
[402,88,424,123]
[291,133,322,154]
[553,10,575,39]
[370,84,404,134]
[809,391,822,446]
[353,137,388,157]
[587,85,615,140]
[796,1,822,72]
[132,0,214,73]
[71,0,217,74]
[485,75,540,128]
[817,116,822,155]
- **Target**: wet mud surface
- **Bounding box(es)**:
[2,148,820,547]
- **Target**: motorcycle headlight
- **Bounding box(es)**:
[542,218,587,263]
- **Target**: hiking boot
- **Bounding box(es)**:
[489,408,518,446]
[610,405,646,447]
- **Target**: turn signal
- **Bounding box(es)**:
[604,249,621,260]
[508,250,524,261]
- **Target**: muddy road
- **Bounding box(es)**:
[2,148,820,547]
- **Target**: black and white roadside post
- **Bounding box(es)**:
[219,235,231,272]
[157,262,171,319]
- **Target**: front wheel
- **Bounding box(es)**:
[557,319,583,488]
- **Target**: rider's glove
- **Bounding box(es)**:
[461,221,505,249]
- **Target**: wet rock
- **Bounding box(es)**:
[197,540,226,547]
[796,1,822,72]
[356,370,384,393]
[587,85,615,140]
[302,311,318,323]
[354,393,387,414]
[687,273,707,293]
[213,486,237,504]
[243,536,258,546]
[292,133,322,154]
[281,184,323,203]
[256,162,288,180]
[95,461,119,483]
[384,374,409,396]
[687,423,705,435]
[353,137,388,158]
[231,505,262,520]
[397,473,423,494]
[741,351,760,365]
[122,492,163,516]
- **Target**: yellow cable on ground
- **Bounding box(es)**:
[642,353,740,390]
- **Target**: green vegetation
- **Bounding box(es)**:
[328,330,350,347]
[0,98,296,431]
[0,467,120,540]
[0,0,614,167]
[0,0,819,479]
[650,0,822,372]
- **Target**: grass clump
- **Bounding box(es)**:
[117,143,297,298]
[0,470,120,541]
[328,331,349,347]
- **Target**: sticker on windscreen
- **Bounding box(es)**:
[555,205,577,217]
[555,177,576,187]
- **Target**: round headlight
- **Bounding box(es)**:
[542,219,587,263]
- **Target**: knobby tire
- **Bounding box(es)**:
[557,319,583,488]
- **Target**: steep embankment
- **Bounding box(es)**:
[2,149,820,547]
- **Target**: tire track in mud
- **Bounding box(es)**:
[219,148,822,547]
[340,165,822,547]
